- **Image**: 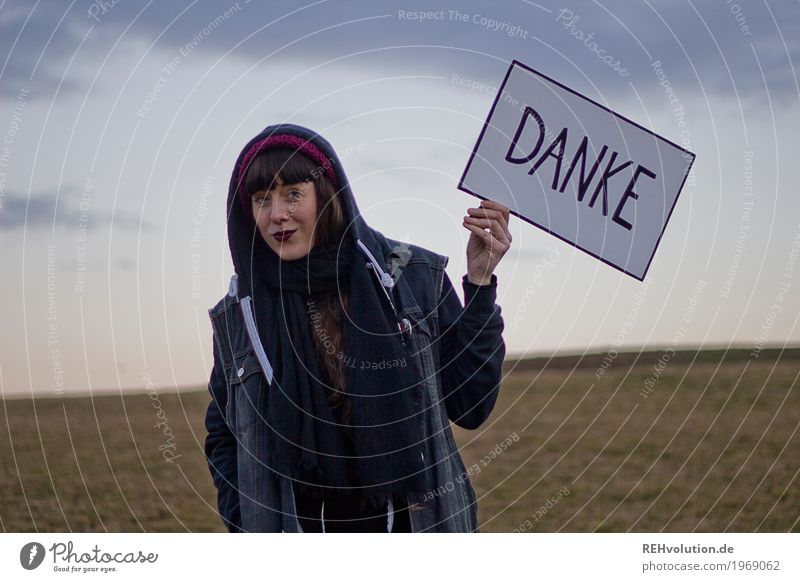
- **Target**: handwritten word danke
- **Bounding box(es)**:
[505,106,657,231]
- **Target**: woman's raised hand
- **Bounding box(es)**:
[462,199,512,286]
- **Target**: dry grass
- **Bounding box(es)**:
[2,349,798,532]
[463,349,800,532]
[0,388,222,532]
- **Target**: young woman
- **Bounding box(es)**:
[204,123,511,532]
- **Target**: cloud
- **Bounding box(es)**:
[0,0,797,105]
[0,2,89,99]
[0,187,154,231]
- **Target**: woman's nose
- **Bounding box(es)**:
[270,199,291,223]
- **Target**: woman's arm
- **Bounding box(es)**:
[437,198,510,429]
[204,338,243,532]
[436,271,505,430]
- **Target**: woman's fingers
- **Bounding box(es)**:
[467,202,512,241]
[463,221,510,253]
[478,199,511,226]
[463,222,496,246]
[463,200,512,279]
[463,215,511,245]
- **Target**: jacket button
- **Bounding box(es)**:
[399,318,412,340]
[237,367,244,377]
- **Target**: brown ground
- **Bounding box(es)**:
[1,349,798,532]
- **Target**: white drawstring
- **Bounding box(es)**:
[227,273,238,298]
[356,239,395,289]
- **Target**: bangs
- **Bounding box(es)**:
[242,146,319,197]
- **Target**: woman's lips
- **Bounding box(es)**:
[273,229,297,242]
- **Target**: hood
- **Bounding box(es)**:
[226,123,393,296]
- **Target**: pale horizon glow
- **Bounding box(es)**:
[1,1,798,396]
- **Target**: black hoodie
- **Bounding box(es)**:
[224,123,505,428]
[205,123,506,532]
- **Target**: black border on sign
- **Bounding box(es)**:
[456,59,697,282]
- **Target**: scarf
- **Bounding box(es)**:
[249,231,434,509]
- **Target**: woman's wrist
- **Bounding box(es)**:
[461,274,499,316]
[466,272,495,286]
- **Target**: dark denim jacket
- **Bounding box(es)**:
[204,239,505,532]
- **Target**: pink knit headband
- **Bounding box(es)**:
[237,134,339,196]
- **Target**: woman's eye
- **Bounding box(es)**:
[289,190,302,199]
[253,195,270,204]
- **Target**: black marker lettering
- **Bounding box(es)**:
[588,152,633,216]
[612,164,656,230]
[528,127,569,190]
[505,106,546,164]
[559,136,608,202]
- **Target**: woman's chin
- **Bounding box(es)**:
[269,242,312,262]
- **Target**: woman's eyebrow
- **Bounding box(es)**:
[254,183,279,194]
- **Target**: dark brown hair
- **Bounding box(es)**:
[242,148,352,428]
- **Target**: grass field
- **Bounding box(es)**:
[2,348,798,532]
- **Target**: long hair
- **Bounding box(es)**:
[242,147,353,429]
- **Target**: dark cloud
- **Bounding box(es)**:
[0,0,797,104]
[0,2,88,99]
[0,187,154,231]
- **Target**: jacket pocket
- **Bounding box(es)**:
[227,349,267,433]
[399,308,433,380]
[405,309,472,514]
[400,308,432,349]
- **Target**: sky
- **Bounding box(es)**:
[1,0,798,396]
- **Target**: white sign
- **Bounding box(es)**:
[458,60,695,281]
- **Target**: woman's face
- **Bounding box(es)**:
[252,177,319,261]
